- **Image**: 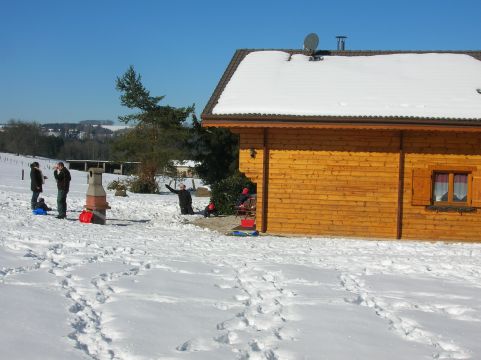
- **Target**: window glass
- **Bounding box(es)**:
[433,173,449,201]
[453,174,468,202]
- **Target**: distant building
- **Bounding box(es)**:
[39,122,132,140]
[172,160,198,178]
[46,129,62,137]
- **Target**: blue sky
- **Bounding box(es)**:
[1,0,480,124]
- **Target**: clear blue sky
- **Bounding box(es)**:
[1,0,480,124]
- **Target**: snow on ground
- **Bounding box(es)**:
[1,152,481,360]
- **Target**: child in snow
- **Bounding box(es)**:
[203,202,217,217]
[35,198,52,212]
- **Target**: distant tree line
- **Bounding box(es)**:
[0,120,111,160]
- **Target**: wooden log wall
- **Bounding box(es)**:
[237,128,400,238]
[236,127,481,241]
[402,131,481,241]
[234,128,266,228]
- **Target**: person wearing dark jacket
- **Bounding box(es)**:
[165,183,194,215]
[30,162,45,209]
[35,198,52,212]
[203,202,217,217]
[53,162,71,219]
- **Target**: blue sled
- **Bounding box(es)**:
[32,208,47,215]
[231,230,259,237]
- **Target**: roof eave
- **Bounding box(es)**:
[201,114,481,131]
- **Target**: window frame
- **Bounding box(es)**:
[431,171,472,206]
[412,166,481,209]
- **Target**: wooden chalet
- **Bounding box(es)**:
[202,49,481,241]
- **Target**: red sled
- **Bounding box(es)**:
[79,210,94,223]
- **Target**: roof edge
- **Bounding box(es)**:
[202,114,481,127]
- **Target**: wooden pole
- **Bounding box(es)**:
[22,169,24,180]
[396,131,405,239]
[261,128,269,233]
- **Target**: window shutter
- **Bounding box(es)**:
[471,171,481,208]
[412,169,432,205]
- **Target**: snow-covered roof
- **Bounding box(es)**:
[211,51,481,121]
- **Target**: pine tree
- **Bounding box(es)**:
[187,114,239,185]
[114,66,194,192]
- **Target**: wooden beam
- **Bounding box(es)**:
[396,131,405,239]
[203,120,481,133]
[261,128,269,233]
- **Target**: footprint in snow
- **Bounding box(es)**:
[176,337,216,352]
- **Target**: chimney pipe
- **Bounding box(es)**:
[336,36,347,51]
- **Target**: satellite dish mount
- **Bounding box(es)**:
[304,33,319,55]
[303,33,322,61]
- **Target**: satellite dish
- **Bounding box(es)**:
[304,33,319,52]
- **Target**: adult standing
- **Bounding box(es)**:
[30,162,44,209]
[165,183,194,215]
[53,162,71,219]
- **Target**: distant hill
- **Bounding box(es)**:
[42,120,116,129]
[42,123,79,129]
[79,120,114,126]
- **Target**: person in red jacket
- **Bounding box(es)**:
[203,201,217,217]
[236,188,250,207]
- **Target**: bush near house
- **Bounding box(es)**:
[210,172,255,215]
[107,177,158,194]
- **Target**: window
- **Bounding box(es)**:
[412,167,480,208]
[433,172,469,205]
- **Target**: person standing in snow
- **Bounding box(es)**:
[53,162,71,219]
[30,161,46,210]
[165,183,194,215]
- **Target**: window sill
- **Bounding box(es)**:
[426,205,476,213]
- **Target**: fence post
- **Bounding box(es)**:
[22,169,24,180]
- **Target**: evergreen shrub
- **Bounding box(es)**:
[107,177,158,194]
[210,172,255,215]
[107,179,125,191]
[128,176,159,194]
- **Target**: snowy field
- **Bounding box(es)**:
[1,152,481,360]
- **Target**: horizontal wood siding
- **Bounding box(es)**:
[236,128,481,241]
[237,128,265,227]
[266,129,400,237]
[402,131,481,241]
